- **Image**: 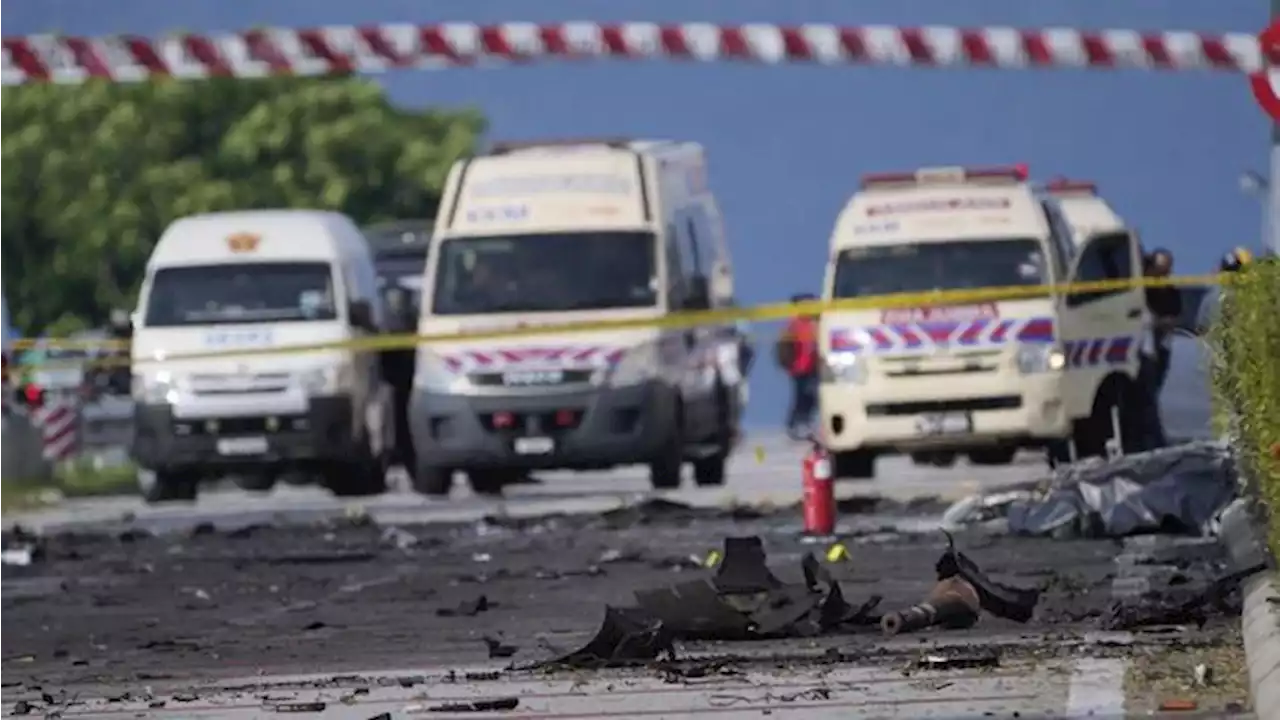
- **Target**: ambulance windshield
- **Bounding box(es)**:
[832,238,1047,299]
[431,231,658,315]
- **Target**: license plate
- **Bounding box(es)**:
[513,436,555,455]
[216,436,269,456]
[915,413,973,436]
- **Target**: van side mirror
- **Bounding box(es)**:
[684,276,711,311]
[348,300,376,331]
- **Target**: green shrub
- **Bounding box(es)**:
[1209,259,1280,559]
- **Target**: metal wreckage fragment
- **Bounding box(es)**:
[882,531,1041,636]
[539,533,1042,669]
[539,536,882,669]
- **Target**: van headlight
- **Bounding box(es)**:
[300,364,355,395]
[413,349,471,394]
[822,352,867,385]
[132,371,179,404]
[602,343,660,388]
[1016,345,1066,374]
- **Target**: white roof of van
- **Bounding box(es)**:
[1043,186,1127,239]
[833,166,1047,249]
[150,210,359,267]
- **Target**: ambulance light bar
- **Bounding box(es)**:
[1042,178,1098,195]
[489,137,633,154]
[859,164,1029,190]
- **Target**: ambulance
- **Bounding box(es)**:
[129,210,395,502]
[818,165,1148,478]
[408,138,743,497]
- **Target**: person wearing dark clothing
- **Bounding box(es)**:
[1135,249,1182,450]
[1143,249,1181,393]
[380,287,419,472]
[777,293,820,440]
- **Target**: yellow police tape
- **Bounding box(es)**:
[10,273,1223,370]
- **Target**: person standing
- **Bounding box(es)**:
[1136,248,1182,449]
[776,293,820,440]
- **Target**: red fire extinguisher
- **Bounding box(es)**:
[802,439,836,537]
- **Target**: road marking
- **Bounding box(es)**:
[1063,535,1159,717]
[1064,657,1128,718]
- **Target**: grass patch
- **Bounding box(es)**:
[2,458,137,514]
[1208,258,1280,561]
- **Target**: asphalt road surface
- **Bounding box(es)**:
[1,433,1252,719]
[9,432,1044,536]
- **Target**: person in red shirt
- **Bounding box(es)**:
[776,293,820,439]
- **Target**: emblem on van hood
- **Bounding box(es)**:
[226,232,261,253]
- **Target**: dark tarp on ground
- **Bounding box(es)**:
[1006,442,1237,539]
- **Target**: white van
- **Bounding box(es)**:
[130,210,394,502]
[408,138,743,496]
[818,165,1147,478]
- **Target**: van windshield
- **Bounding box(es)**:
[144,262,338,327]
[431,232,658,315]
[832,238,1048,299]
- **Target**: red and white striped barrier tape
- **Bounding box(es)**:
[2,23,1269,85]
[32,399,79,462]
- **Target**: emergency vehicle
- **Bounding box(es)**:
[129,210,395,502]
[409,138,744,496]
[818,165,1147,478]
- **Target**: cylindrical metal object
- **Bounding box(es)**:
[881,577,981,636]
[802,442,835,536]
[882,603,938,636]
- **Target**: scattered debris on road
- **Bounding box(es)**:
[882,576,979,635]
[881,532,1039,634]
[416,697,520,713]
[1105,563,1263,631]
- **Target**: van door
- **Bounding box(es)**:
[341,260,377,429]
[675,209,720,438]
[1057,231,1145,419]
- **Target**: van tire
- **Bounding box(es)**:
[693,453,727,486]
[140,469,198,504]
[327,439,388,498]
[649,431,684,490]
[467,471,510,497]
[1074,379,1123,461]
[968,447,1017,466]
[833,450,875,480]
[233,474,276,493]
[692,382,732,487]
[412,464,454,497]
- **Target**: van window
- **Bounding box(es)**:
[144,263,338,327]
[1068,232,1132,305]
[431,231,658,315]
[664,225,685,301]
[832,238,1048,299]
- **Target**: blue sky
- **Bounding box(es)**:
[7,0,1269,425]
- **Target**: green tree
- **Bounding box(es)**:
[1,78,484,335]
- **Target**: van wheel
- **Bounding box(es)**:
[692,453,727,487]
[910,451,956,468]
[833,450,875,480]
[1074,381,1123,461]
[233,474,276,493]
[467,471,511,497]
[968,447,1017,466]
[649,431,684,490]
[693,384,732,487]
[327,441,388,498]
[139,469,198,504]
[412,464,454,497]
